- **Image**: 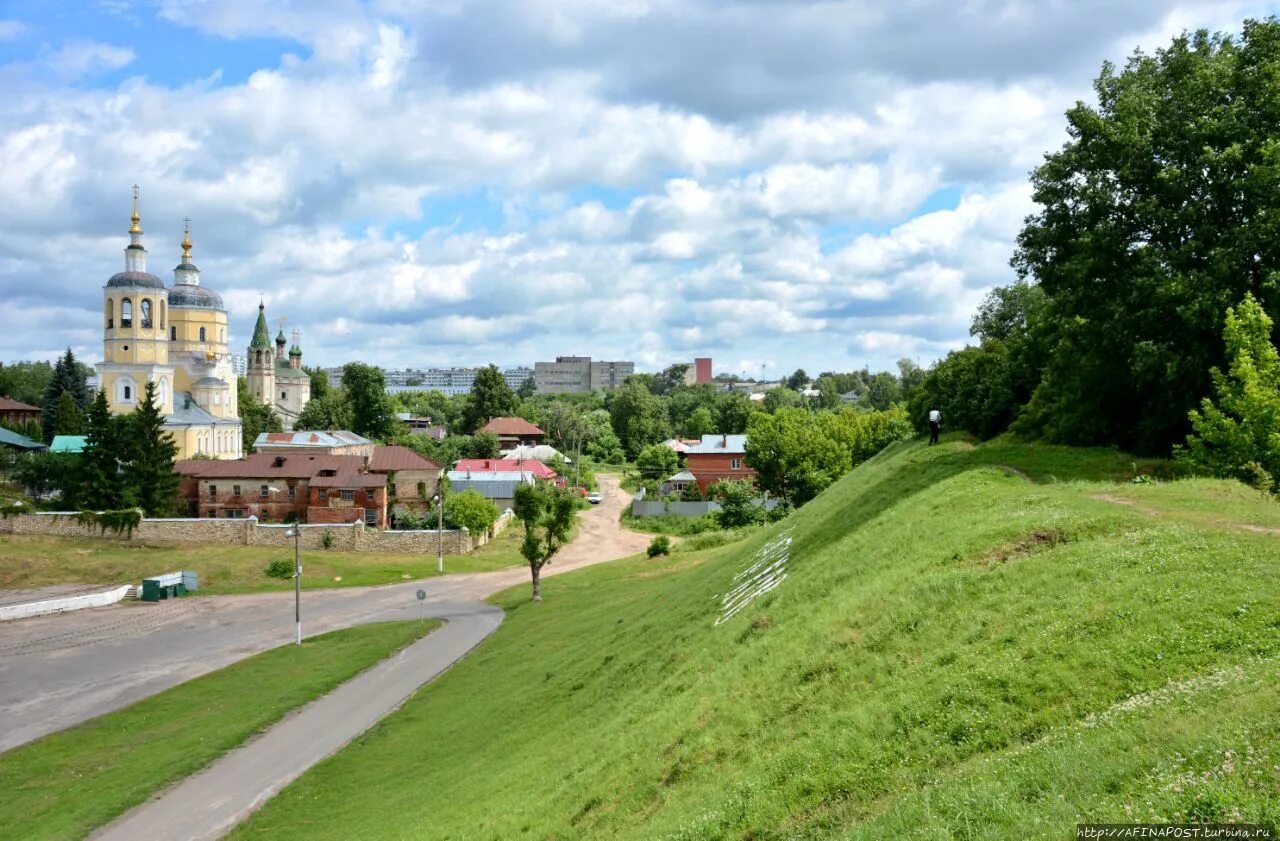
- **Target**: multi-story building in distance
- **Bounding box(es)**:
[503,366,534,392]
[533,356,635,394]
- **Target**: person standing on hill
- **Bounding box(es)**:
[927,407,942,445]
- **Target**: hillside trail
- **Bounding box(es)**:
[988,461,1280,538]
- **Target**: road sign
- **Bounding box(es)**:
[416,589,426,600]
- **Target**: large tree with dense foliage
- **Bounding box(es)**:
[608,379,670,459]
[443,488,499,536]
[1012,19,1280,453]
[296,389,353,431]
[238,377,283,453]
[1178,294,1280,489]
[342,363,399,440]
[0,360,53,406]
[462,364,520,433]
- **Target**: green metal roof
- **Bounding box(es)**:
[250,304,272,349]
[275,327,287,345]
[0,427,46,450]
[50,435,88,453]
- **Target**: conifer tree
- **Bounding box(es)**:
[123,381,179,516]
[41,348,90,443]
[79,390,125,510]
[51,391,85,436]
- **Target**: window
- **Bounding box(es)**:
[730,458,742,470]
[227,509,244,519]
[199,326,206,342]
[205,510,215,518]
[160,301,166,329]
[170,326,177,341]
[288,484,295,500]
[260,485,269,498]
[140,299,153,328]
[340,489,355,502]
[364,508,378,526]
[209,484,217,498]
[281,391,287,400]
[121,298,132,327]
[232,484,241,497]
[319,489,328,501]
[105,299,114,329]
[123,385,131,400]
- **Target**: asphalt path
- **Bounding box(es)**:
[0,474,647,754]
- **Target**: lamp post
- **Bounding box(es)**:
[284,526,301,645]
[433,493,443,574]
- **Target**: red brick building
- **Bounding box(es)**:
[684,434,757,493]
[176,453,367,521]
[308,468,388,528]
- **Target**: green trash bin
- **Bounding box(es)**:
[141,578,162,602]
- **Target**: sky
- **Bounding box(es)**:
[0,1,1276,380]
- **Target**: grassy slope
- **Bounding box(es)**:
[0,620,438,841]
[0,523,526,594]
[233,436,1280,839]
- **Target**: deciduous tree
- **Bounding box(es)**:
[513,482,576,602]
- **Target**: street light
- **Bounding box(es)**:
[432,493,443,574]
[284,526,302,645]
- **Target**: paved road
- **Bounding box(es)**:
[0,474,646,753]
[91,599,504,841]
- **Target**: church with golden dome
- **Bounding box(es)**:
[96,188,243,459]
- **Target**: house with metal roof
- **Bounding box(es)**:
[0,427,46,452]
[684,434,756,493]
[50,435,88,454]
[477,417,546,449]
[447,467,536,510]
[253,430,374,457]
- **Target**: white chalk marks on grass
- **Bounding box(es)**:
[716,528,794,627]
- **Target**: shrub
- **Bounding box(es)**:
[444,489,499,536]
[265,558,294,579]
[321,529,335,550]
[647,535,671,558]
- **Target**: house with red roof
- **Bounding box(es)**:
[477,417,546,449]
[454,458,563,485]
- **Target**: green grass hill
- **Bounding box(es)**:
[234,436,1280,839]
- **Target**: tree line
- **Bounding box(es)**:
[909,18,1280,476]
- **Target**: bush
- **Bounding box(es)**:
[264,558,294,579]
[321,530,334,550]
[709,480,766,529]
[647,535,671,557]
[444,489,499,536]
[674,529,752,553]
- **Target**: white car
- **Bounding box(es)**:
[586,491,603,504]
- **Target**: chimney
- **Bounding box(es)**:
[722,434,727,447]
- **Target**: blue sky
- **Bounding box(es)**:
[0,0,1276,378]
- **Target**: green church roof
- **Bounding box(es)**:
[276,328,287,345]
[250,303,271,349]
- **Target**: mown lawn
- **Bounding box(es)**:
[0,620,437,841]
[229,435,1280,839]
[0,524,527,595]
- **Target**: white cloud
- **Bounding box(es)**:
[46,41,136,80]
[0,0,1267,374]
[0,19,27,40]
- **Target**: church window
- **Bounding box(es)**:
[121,298,132,327]
[170,326,176,341]
[105,299,114,329]
[140,299,152,328]
[160,301,165,329]
[156,377,168,407]
[123,385,131,400]
[281,391,287,400]
[199,326,206,342]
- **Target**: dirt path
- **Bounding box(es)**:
[0,475,645,753]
